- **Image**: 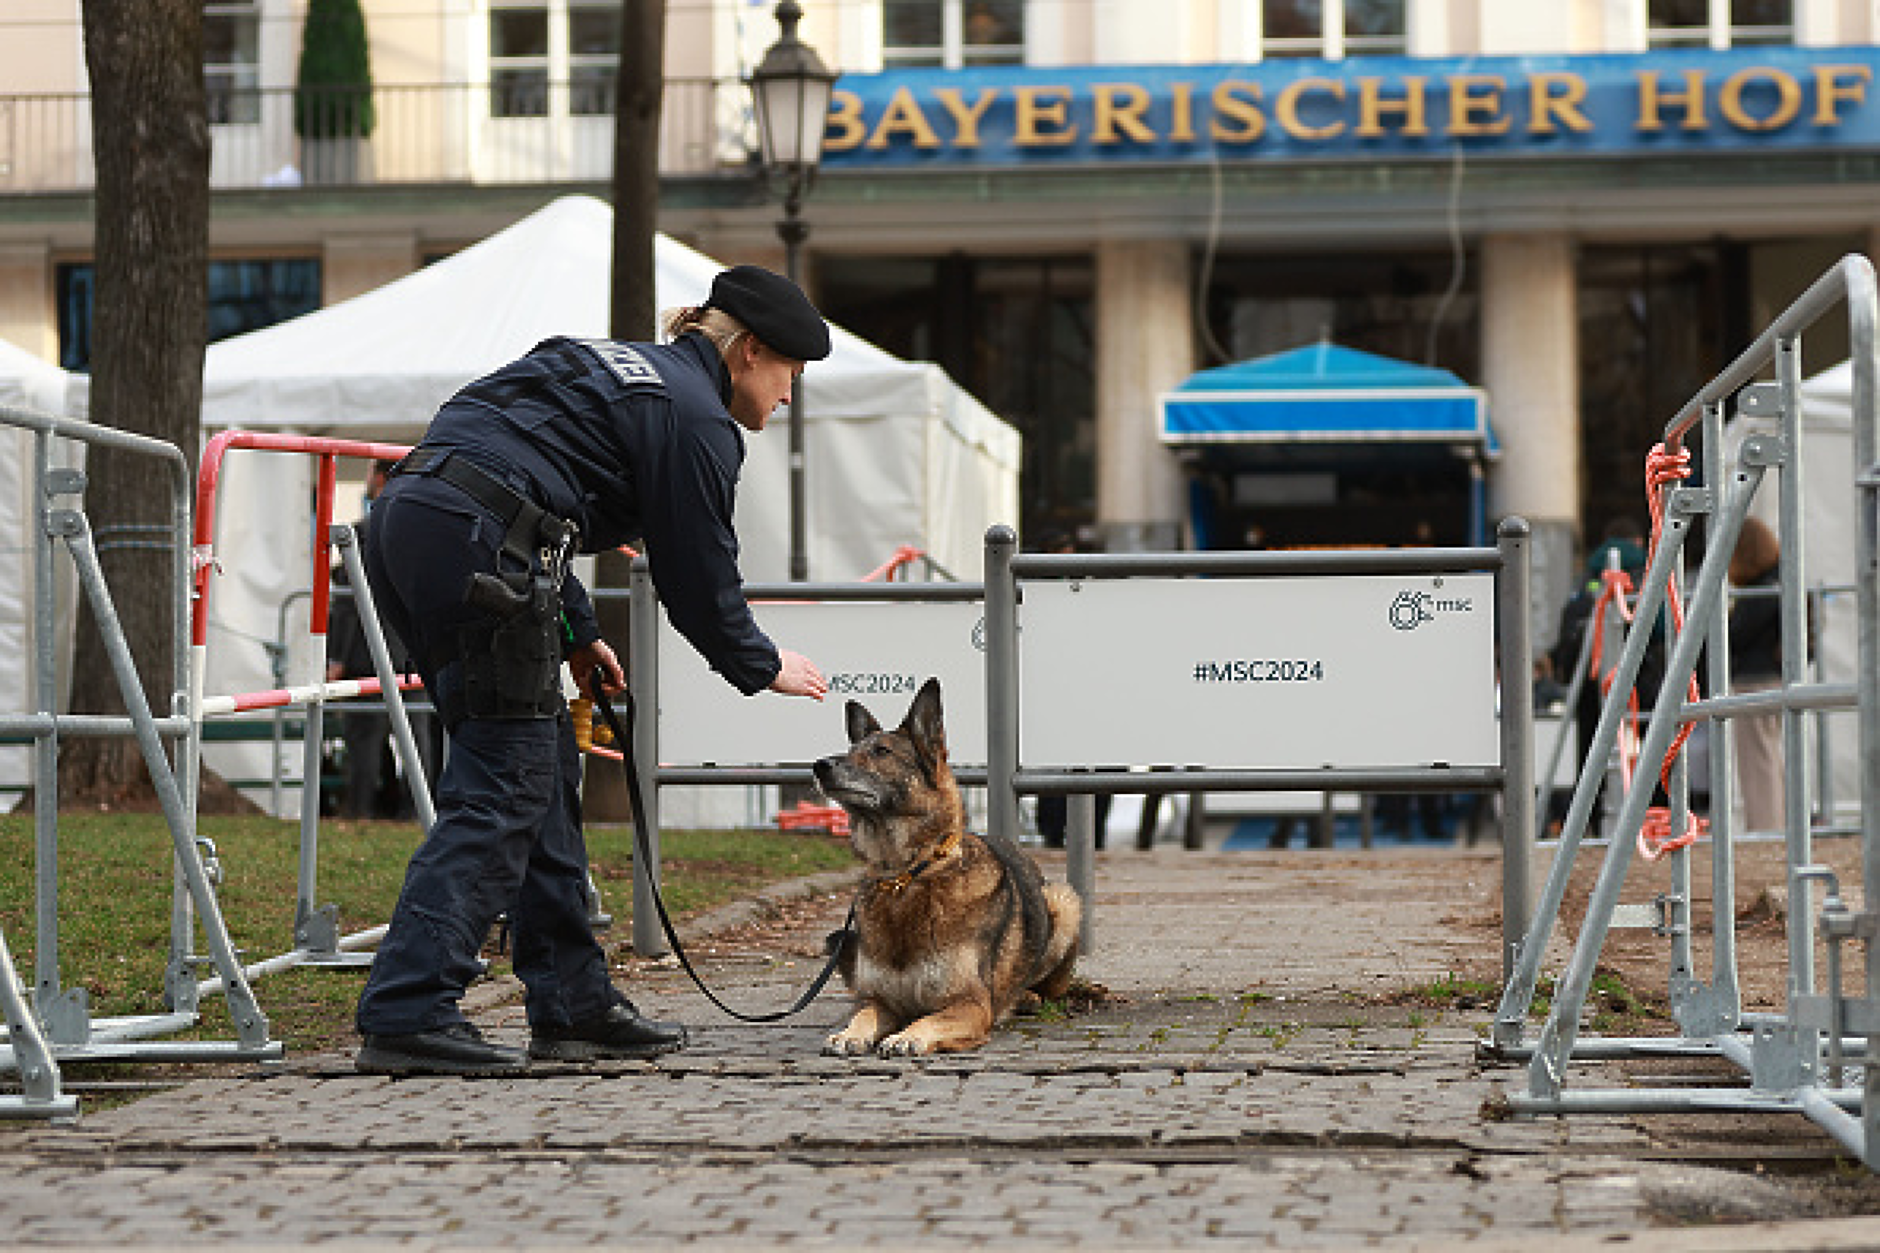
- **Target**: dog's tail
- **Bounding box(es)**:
[1030,882,1082,1000]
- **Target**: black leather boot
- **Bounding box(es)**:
[356,1021,530,1076]
[529,1002,688,1061]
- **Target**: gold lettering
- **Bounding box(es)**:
[1528,72,1592,134]
[1813,64,1872,126]
[865,86,943,149]
[1014,85,1078,146]
[1637,70,1707,132]
[1093,83,1157,144]
[1720,67,1801,132]
[1208,80,1265,144]
[822,89,867,152]
[933,87,999,148]
[1447,74,1512,136]
[1356,76,1428,137]
[1170,82,1197,144]
[1276,77,1346,141]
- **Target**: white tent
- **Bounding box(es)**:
[200,193,1020,583]
[1726,359,1872,823]
[193,195,1020,814]
[0,341,80,805]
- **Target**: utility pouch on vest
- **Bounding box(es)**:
[458,581,563,720]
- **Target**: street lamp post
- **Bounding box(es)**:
[751,0,835,582]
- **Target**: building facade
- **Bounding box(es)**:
[2,1,1878,627]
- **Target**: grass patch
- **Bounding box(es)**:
[1586,966,1667,1034]
[0,814,852,1057]
[1386,971,1502,1011]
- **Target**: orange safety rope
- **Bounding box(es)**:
[1604,443,1706,861]
[859,544,926,582]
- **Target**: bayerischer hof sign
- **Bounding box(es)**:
[821,47,1877,167]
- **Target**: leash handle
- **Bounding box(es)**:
[587,669,852,1024]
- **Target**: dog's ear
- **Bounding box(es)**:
[902,678,947,782]
[845,700,881,745]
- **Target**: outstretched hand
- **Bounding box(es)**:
[770,649,828,701]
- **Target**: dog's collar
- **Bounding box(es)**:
[870,828,964,895]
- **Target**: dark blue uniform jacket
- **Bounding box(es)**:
[419,331,780,695]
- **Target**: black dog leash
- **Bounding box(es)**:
[587,671,854,1024]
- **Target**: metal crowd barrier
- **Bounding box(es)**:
[625,523,1535,974]
[983,524,1534,965]
[625,565,988,958]
[0,405,283,1121]
[179,431,430,1009]
[1536,577,1863,845]
[1488,253,1880,1169]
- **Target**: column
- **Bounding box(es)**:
[0,244,55,361]
[1481,232,1580,647]
[1095,238,1191,551]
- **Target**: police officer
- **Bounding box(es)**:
[354,264,831,1076]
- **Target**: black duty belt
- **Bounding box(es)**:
[392,445,553,541]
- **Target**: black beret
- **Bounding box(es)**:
[704,264,831,362]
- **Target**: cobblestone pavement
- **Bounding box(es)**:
[4,847,1878,1249]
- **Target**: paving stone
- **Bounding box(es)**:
[1,849,1862,1246]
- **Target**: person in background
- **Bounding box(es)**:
[1727,515,1791,834]
[326,458,430,819]
[1550,518,1656,831]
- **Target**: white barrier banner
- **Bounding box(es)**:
[1019,574,1499,770]
[655,599,988,766]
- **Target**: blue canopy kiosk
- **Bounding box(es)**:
[1158,342,1498,547]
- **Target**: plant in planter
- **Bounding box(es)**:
[294,0,376,183]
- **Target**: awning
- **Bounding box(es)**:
[1159,342,1497,456]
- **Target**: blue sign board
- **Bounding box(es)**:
[821,47,1879,168]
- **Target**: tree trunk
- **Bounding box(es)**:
[62,0,212,809]
[611,0,664,344]
[587,0,666,821]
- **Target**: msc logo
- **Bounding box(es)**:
[1388,588,1475,631]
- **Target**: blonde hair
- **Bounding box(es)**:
[1730,514,1781,585]
[660,305,751,356]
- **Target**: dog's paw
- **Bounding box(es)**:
[875,1031,931,1058]
[823,1031,876,1056]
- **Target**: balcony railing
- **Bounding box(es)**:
[0,78,752,193]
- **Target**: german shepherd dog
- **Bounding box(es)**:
[812,677,1081,1056]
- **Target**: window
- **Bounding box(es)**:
[56,259,321,372]
[1344,0,1408,56]
[491,3,550,117]
[204,0,261,124]
[568,2,621,116]
[1648,0,1792,49]
[489,1,621,117]
[884,0,1024,70]
[819,254,1093,540]
[1263,0,1406,60]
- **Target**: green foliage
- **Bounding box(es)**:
[295,0,375,139]
[1392,970,1501,1009]
[0,814,851,1055]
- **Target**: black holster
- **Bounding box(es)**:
[395,448,578,723]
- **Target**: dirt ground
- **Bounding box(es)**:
[1540,830,1869,1017]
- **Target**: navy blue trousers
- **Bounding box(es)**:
[353,473,622,1036]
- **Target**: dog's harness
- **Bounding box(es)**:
[867,828,963,895]
[589,673,856,1024]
